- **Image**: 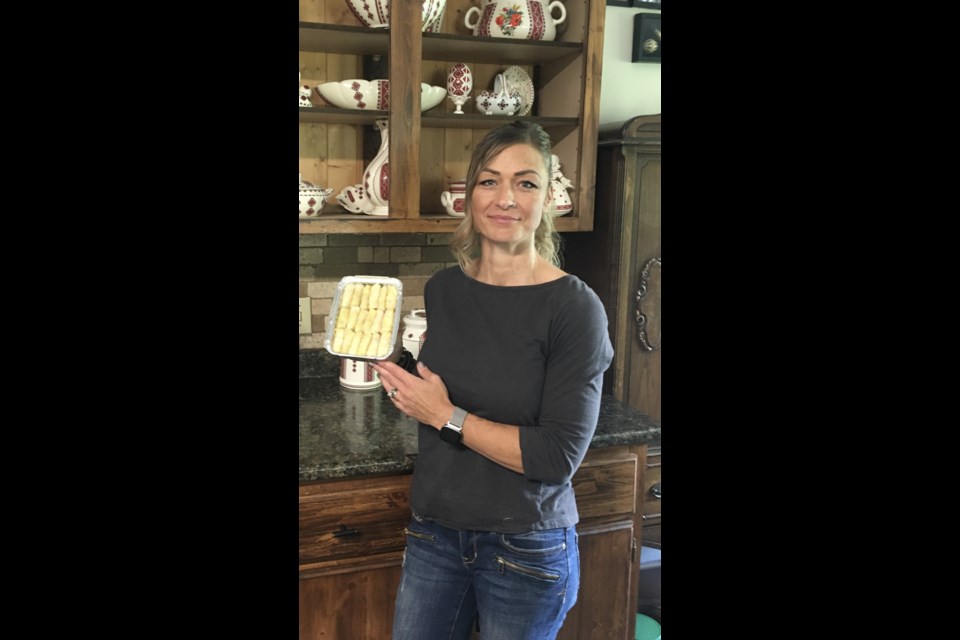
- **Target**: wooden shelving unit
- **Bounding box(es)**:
[298,1,605,235]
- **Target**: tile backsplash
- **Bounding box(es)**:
[299,232,457,350]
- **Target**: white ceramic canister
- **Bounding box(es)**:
[402,309,427,359]
[339,357,382,390]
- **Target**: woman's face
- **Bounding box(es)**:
[470,143,551,251]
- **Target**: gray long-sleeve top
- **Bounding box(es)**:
[410,266,614,533]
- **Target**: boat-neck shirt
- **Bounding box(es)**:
[411,265,614,533]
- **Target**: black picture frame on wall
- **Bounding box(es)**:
[608,1,662,9]
[632,13,662,63]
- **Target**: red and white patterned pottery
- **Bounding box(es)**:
[344,0,446,32]
[361,119,390,216]
[445,63,473,114]
[299,174,334,218]
[548,154,574,216]
[464,0,566,41]
[440,178,467,217]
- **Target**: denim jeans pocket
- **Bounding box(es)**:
[494,528,569,583]
[403,517,437,544]
[497,528,567,556]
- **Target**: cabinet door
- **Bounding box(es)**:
[299,562,402,640]
[557,520,636,640]
[642,445,661,548]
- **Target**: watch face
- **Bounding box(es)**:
[439,425,462,444]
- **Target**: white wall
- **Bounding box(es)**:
[599,6,661,126]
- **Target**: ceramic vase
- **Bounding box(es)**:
[548,154,574,216]
[446,63,473,115]
[464,0,566,41]
[362,119,390,216]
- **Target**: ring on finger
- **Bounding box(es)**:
[387,388,398,399]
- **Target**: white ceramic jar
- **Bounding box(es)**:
[339,357,382,390]
[401,309,427,359]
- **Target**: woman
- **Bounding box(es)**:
[373,121,614,640]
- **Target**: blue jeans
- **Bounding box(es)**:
[391,514,580,640]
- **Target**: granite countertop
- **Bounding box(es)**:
[299,352,661,483]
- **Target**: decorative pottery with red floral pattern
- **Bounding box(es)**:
[464,1,566,41]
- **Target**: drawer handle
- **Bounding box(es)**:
[333,524,360,538]
[649,482,661,499]
[642,513,662,521]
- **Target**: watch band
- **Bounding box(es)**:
[439,406,468,445]
[448,406,467,429]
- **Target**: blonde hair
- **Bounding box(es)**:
[450,121,561,273]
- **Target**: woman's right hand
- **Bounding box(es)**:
[373,360,454,431]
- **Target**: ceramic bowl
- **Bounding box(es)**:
[344,0,446,32]
[316,80,446,112]
[316,79,389,110]
[299,174,334,218]
[420,84,446,112]
[476,90,522,116]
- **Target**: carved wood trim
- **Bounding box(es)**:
[635,256,661,351]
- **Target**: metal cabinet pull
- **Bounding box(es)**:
[649,482,661,499]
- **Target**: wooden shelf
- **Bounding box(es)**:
[299,23,389,55]
[299,214,580,235]
[421,31,582,65]
[298,22,582,65]
[299,107,578,132]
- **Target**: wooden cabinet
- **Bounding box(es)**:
[298,473,411,639]
[563,114,661,423]
[641,444,661,548]
[299,445,647,640]
[298,0,607,234]
[557,447,641,640]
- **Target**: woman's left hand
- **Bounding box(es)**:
[373,360,454,430]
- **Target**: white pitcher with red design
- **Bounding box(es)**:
[464,0,566,41]
[361,119,390,217]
